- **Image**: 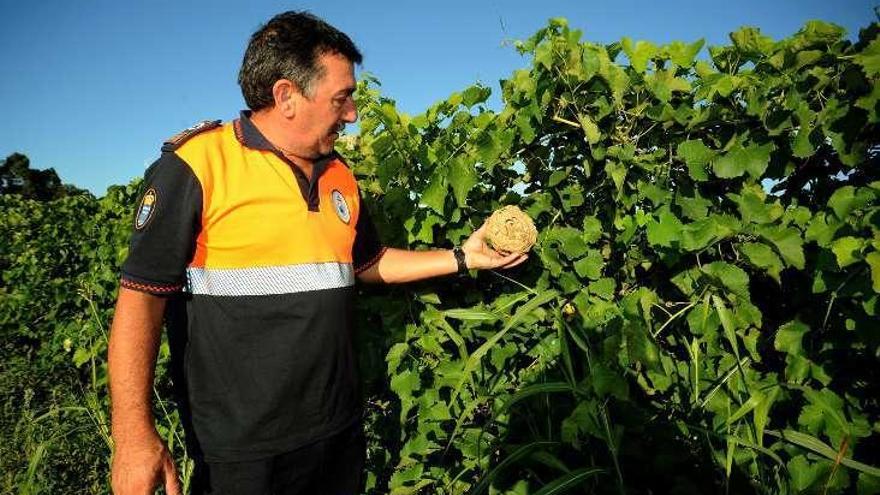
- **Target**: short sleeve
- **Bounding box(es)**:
[352,190,386,274]
[120,152,203,295]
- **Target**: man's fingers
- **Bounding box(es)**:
[163,457,181,495]
[487,249,505,260]
[495,252,527,269]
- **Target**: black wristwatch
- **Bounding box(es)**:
[452,246,468,275]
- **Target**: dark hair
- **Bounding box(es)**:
[238,11,362,111]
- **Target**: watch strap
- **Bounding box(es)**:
[452,246,468,275]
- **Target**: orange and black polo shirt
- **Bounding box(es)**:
[120,111,386,461]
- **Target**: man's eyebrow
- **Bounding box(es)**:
[335,87,356,97]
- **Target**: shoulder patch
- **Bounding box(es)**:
[135,187,158,230]
[161,120,221,152]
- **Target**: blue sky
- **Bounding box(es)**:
[1,0,875,195]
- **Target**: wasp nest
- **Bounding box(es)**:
[485,205,538,253]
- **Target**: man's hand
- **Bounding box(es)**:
[461,221,528,270]
[111,431,180,495]
[108,287,177,494]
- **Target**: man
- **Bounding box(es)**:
[108,11,526,495]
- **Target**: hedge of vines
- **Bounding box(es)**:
[2,17,880,495]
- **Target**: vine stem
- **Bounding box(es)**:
[489,269,537,295]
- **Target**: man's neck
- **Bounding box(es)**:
[249,110,315,175]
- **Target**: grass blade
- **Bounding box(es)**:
[470,441,558,495]
[712,295,740,360]
[532,467,605,495]
[444,309,499,321]
[451,290,559,404]
[766,429,880,477]
[499,382,575,414]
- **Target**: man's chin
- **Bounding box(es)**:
[323,135,339,153]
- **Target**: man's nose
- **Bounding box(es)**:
[342,98,358,123]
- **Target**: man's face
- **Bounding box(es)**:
[288,52,357,159]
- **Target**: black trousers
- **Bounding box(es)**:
[190,422,366,495]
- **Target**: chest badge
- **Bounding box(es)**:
[135,188,157,230]
[331,189,351,224]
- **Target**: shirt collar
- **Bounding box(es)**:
[234,110,336,185]
[234,110,337,165]
[234,110,275,151]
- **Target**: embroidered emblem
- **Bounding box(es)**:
[135,188,157,230]
[331,189,351,224]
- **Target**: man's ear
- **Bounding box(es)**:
[272,79,298,118]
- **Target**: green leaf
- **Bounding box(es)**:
[550,227,589,259]
[774,320,809,355]
[582,216,603,244]
[645,69,692,103]
[448,158,477,207]
[853,37,880,77]
[740,242,784,283]
[858,471,880,495]
[729,183,783,224]
[798,386,849,435]
[712,142,775,179]
[666,39,705,67]
[866,251,880,293]
[792,102,816,158]
[461,84,491,107]
[681,215,738,251]
[578,113,601,145]
[831,236,865,268]
[592,361,630,400]
[605,161,627,197]
[805,212,842,246]
[574,251,604,280]
[729,26,775,56]
[621,37,658,72]
[646,207,683,248]
[420,170,447,213]
[827,186,874,220]
[588,278,616,299]
[757,226,805,269]
[560,184,585,211]
[702,261,751,299]
[561,401,600,448]
[516,111,536,143]
[678,193,713,220]
[787,455,823,492]
[548,169,568,187]
[390,369,421,421]
[72,347,91,368]
[676,139,714,181]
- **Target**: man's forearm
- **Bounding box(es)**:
[358,247,457,284]
[108,287,168,446]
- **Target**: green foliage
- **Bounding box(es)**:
[344,17,880,495]
[3,17,880,495]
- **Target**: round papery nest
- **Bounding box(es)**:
[485,205,538,253]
